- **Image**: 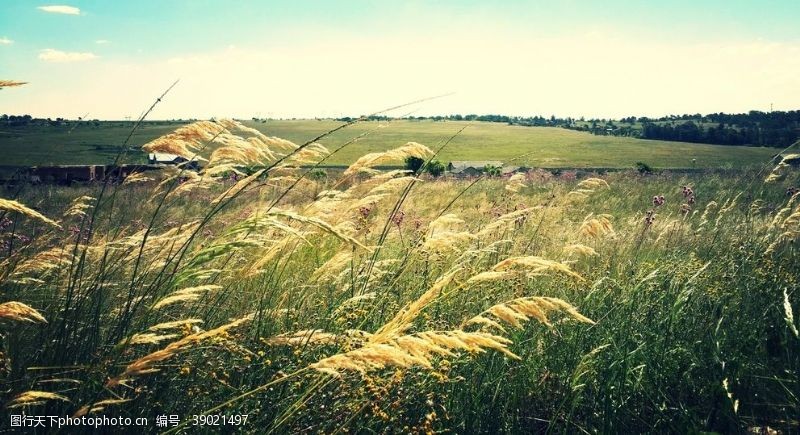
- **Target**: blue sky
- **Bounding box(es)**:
[2,1,799,119]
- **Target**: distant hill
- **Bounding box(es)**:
[0,119,776,169]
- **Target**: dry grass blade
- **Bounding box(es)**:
[211,169,265,204]
[152,285,222,309]
[343,142,433,177]
[142,120,224,160]
[266,329,338,346]
[576,178,610,189]
[310,330,519,377]
[123,333,181,346]
[0,80,27,88]
[785,289,799,338]
[121,172,154,185]
[74,398,133,417]
[563,243,599,257]
[148,319,204,331]
[268,209,370,251]
[579,213,614,238]
[477,208,533,237]
[107,313,254,387]
[0,198,61,228]
[7,391,70,408]
[504,173,527,193]
[466,271,513,284]
[0,301,47,323]
[466,296,594,331]
[491,256,584,281]
[10,247,73,278]
[310,251,353,282]
[371,268,461,343]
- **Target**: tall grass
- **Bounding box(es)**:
[1,120,798,433]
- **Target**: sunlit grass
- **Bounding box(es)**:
[0,121,798,433]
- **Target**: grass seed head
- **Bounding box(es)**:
[0,198,61,228]
[0,301,47,323]
[7,391,70,408]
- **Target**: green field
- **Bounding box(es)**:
[0,120,777,168]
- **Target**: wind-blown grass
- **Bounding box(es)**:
[0,121,798,433]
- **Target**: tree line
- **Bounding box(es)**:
[338,110,800,148]
[605,111,800,147]
[6,110,798,148]
[0,115,188,128]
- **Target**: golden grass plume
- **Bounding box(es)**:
[266,329,339,346]
[0,80,27,88]
[0,301,47,323]
[784,289,799,339]
[491,255,584,281]
[371,268,461,344]
[310,330,518,376]
[152,285,222,310]
[504,173,527,193]
[7,391,70,408]
[563,243,598,257]
[107,313,254,387]
[74,398,133,417]
[0,198,61,228]
[343,142,433,177]
[466,296,594,332]
[579,213,614,238]
[268,209,369,251]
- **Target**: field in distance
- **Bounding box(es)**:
[0,119,777,168]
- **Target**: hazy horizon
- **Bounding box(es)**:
[4,108,797,123]
[2,1,799,120]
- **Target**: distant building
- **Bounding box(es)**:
[148,153,187,165]
[447,161,503,176]
[147,153,199,169]
[447,161,515,176]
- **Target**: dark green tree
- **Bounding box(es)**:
[404,156,425,174]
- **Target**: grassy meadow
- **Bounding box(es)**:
[0,119,799,433]
[0,119,777,168]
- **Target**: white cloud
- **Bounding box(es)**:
[0,37,13,45]
[95,39,110,45]
[38,48,97,62]
[37,5,80,15]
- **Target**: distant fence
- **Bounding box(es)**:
[0,164,164,184]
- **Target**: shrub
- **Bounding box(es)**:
[483,164,501,177]
[426,159,445,177]
[404,156,425,174]
[636,161,653,174]
[307,168,327,180]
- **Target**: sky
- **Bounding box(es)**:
[1,0,799,120]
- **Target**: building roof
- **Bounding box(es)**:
[148,153,186,163]
[448,161,504,173]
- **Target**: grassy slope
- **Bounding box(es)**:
[0,120,776,168]
[255,120,775,169]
